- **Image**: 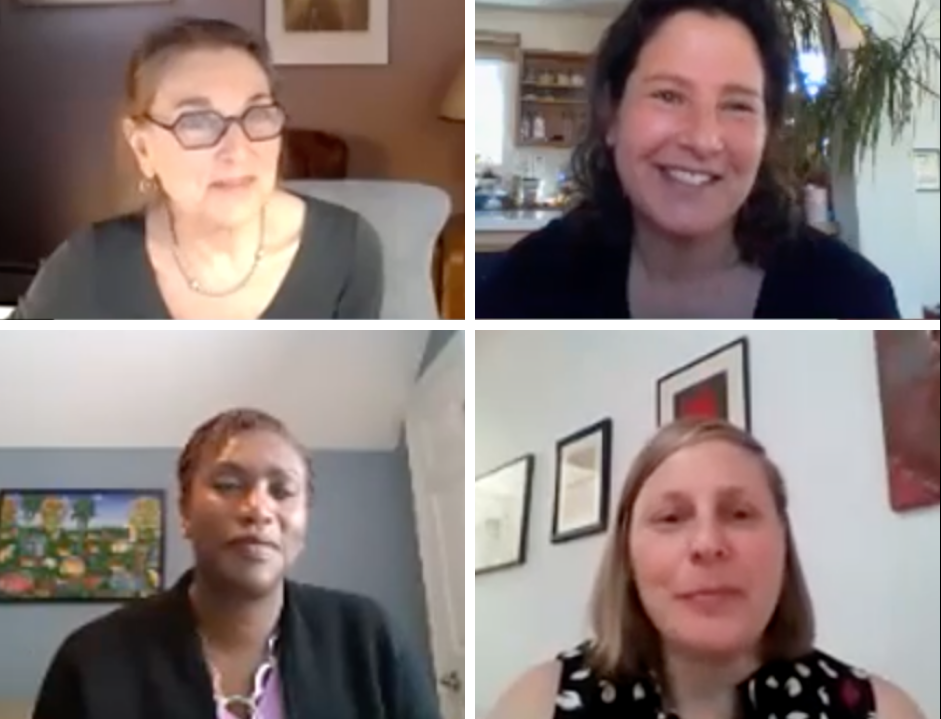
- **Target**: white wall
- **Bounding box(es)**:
[476,330,941,719]
[849,0,940,316]
[0,330,429,449]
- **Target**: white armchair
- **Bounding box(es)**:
[285,180,451,319]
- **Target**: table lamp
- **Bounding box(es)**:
[440,63,464,122]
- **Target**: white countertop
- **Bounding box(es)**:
[475,209,563,233]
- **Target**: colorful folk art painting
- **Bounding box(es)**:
[0,490,166,602]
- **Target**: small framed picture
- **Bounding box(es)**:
[551,418,612,543]
[657,337,751,431]
[475,455,533,575]
[913,149,940,192]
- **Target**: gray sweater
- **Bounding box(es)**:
[8,194,383,319]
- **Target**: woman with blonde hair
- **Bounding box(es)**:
[489,418,926,719]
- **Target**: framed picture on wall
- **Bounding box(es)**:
[874,330,940,512]
[657,337,751,430]
[551,418,612,544]
[475,455,533,575]
[0,489,166,602]
[265,0,389,65]
[912,149,940,192]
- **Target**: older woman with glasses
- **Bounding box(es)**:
[9,17,382,320]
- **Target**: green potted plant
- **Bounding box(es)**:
[777,0,939,191]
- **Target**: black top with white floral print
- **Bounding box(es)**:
[553,644,877,719]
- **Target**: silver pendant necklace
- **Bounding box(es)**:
[168,205,266,298]
[200,633,277,719]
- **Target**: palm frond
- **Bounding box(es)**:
[777,0,939,183]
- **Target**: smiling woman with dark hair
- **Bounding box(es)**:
[32,408,440,719]
[477,0,900,319]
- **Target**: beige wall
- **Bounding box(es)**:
[0,700,32,719]
[0,0,463,266]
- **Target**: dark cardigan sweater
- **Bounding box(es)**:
[477,210,901,319]
[32,570,441,719]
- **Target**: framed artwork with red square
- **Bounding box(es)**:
[657,337,751,430]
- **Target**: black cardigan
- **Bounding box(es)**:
[477,211,901,319]
[32,570,442,719]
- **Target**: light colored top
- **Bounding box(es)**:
[217,663,284,719]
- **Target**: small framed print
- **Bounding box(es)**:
[266,0,389,65]
[657,337,751,431]
[913,149,940,192]
[551,418,612,543]
[475,455,533,575]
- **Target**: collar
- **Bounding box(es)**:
[161,568,324,719]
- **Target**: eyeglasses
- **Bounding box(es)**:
[144,103,287,150]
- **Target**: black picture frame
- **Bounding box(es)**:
[0,488,167,603]
[475,455,534,575]
[656,337,752,432]
[551,418,613,544]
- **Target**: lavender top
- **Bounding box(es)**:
[214,635,284,719]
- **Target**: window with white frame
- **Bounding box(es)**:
[475,57,509,167]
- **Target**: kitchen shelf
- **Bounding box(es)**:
[516,50,590,149]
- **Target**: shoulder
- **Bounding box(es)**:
[297,194,382,312]
[33,592,169,715]
[753,650,926,719]
[288,580,381,614]
[794,229,886,280]
[478,208,624,319]
[11,213,142,319]
[767,227,900,318]
[486,660,562,719]
[488,642,612,719]
[286,582,439,716]
[300,194,380,258]
[47,589,171,667]
[493,210,601,276]
[870,675,927,719]
[820,652,928,719]
[10,230,94,319]
[475,221,561,318]
[286,581,394,638]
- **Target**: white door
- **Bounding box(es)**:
[406,333,465,719]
